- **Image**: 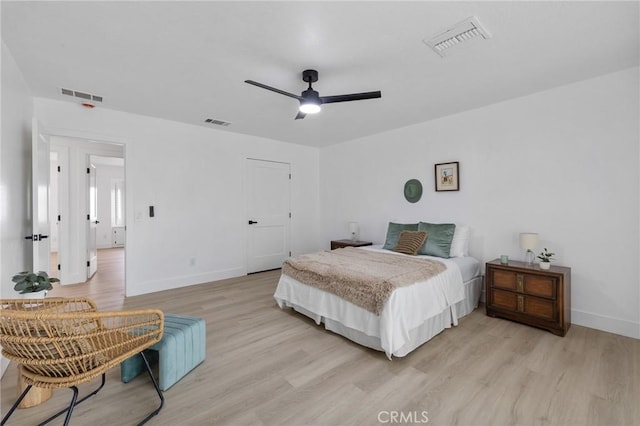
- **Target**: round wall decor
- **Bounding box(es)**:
[404,179,423,203]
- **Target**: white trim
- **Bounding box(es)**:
[45,127,127,146]
[571,309,640,339]
[1,356,9,378]
[126,267,245,297]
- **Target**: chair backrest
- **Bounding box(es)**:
[0,298,163,384]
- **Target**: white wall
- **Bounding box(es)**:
[35,98,321,296]
[320,67,640,339]
[0,41,34,374]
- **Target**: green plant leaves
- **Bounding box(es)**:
[11,271,58,293]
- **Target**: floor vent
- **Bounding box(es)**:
[423,16,491,58]
[60,87,104,103]
[204,118,231,127]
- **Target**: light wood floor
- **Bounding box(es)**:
[2,249,639,425]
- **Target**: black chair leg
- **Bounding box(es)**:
[1,384,32,425]
[62,386,79,426]
[137,351,164,425]
[4,356,162,426]
[39,374,105,426]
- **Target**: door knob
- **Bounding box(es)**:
[94,220,100,224]
[248,220,258,225]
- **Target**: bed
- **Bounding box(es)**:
[274,243,482,359]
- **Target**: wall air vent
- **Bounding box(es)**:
[60,87,104,103]
[204,118,231,127]
[423,16,491,58]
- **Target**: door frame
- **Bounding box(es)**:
[86,161,98,280]
[44,127,127,292]
[31,119,51,274]
[244,157,292,274]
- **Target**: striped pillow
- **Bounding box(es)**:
[393,231,428,256]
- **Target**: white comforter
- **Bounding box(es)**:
[274,246,465,358]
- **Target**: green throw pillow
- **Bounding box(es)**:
[417,222,456,258]
[382,222,419,250]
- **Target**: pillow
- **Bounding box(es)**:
[449,224,470,257]
[382,222,419,250]
[417,222,456,258]
[393,231,428,256]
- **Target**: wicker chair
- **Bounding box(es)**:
[0,298,164,425]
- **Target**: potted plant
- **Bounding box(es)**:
[537,248,555,270]
[12,271,59,297]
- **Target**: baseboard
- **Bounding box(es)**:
[1,356,9,378]
[479,290,637,339]
[571,309,639,339]
[126,267,246,297]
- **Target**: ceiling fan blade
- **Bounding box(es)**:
[320,91,382,104]
[294,111,306,120]
[244,80,302,100]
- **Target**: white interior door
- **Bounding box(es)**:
[246,159,291,273]
[87,163,98,279]
[31,118,51,273]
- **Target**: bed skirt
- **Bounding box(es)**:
[278,275,483,358]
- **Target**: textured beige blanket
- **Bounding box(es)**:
[282,247,446,315]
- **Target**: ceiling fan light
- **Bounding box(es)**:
[299,102,321,114]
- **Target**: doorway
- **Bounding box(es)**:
[48,136,125,294]
[86,155,126,283]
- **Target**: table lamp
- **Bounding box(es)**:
[348,222,359,241]
[519,232,539,265]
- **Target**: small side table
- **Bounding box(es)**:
[330,239,373,250]
[485,259,571,336]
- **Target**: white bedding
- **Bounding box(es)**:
[274,246,480,359]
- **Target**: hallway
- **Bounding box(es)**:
[48,247,125,310]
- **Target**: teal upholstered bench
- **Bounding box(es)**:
[121,313,206,391]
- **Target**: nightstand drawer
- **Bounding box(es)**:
[524,275,556,299]
[523,296,556,321]
[490,289,557,322]
[491,269,556,299]
[491,288,518,311]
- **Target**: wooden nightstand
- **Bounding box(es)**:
[485,259,571,336]
[330,239,373,250]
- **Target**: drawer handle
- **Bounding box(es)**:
[516,274,524,293]
[517,295,524,312]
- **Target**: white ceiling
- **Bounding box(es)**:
[2,1,638,148]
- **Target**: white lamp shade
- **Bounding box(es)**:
[519,233,539,250]
[348,222,359,234]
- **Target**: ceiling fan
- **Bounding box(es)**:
[244,69,382,120]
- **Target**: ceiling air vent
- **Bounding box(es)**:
[60,87,104,103]
[204,118,231,127]
[423,16,491,58]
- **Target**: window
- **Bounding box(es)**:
[111,179,125,227]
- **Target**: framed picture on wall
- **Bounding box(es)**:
[435,161,459,192]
